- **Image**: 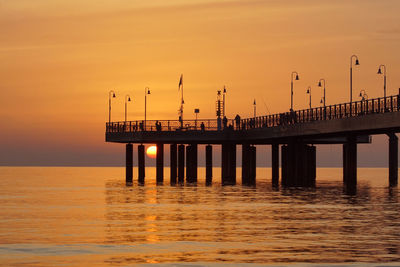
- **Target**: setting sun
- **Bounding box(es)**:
[146,146,157,158]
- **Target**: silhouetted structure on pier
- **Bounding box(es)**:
[107,94,400,191]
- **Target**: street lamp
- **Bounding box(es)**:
[318,78,326,107]
[108,90,116,124]
[253,99,256,118]
[291,71,300,111]
[223,86,227,117]
[144,87,150,130]
[125,94,131,123]
[306,86,312,109]
[350,55,360,113]
[377,64,387,109]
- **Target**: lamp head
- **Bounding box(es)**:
[147,89,150,94]
[320,98,323,104]
[355,59,360,65]
[128,97,131,102]
[223,87,226,93]
[318,81,322,87]
[307,88,310,94]
[377,68,382,74]
[295,74,299,80]
[359,92,362,97]
[112,93,116,98]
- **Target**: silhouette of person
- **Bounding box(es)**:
[222,116,228,129]
[200,122,205,131]
[234,114,241,130]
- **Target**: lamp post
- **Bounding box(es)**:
[144,87,150,130]
[318,78,326,107]
[377,64,387,109]
[223,86,227,117]
[108,90,116,124]
[253,99,256,118]
[125,94,131,123]
[306,86,312,109]
[291,71,300,111]
[350,55,360,114]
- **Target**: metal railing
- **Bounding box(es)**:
[106,94,400,133]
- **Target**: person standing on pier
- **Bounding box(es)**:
[235,114,241,130]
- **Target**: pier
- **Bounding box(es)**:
[107,94,400,189]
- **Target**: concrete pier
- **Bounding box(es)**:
[222,143,236,185]
[281,141,316,187]
[178,144,185,184]
[206,145,213,185]
[126,143,133,184]
[242,143,250,185]
[388,133,398,186]
[170,144,177,185]
[138,144,145,184]
[156,143,164,184]
[249,145,256,185]
[186,144,198,183]
[271,143,279,186]
[242,144,255,185]
[343,136,357,190]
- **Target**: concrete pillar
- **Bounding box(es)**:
[281,145,288,186]
[242,143,250,184]
[186,144,198,183]
[126,143,133,184]
[206,145,213,185]
[156,143,164,184]
[343,143,348,184]
[388,133,398,186]
[178,144,185,184]
[138,144,145,184]
[170,144,177,185]
[344,136,357,190]
[281,142,316,187]
[229,143,237,185]
[249,145,256,185]
[222,143,236,185]
[306,145,316,186]
[272,143,279,186]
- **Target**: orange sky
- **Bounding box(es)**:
[1,0,400,166]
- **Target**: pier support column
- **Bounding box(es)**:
[186,144,198,183]
[156,143,164,184]
[281,141,316,187]
[222,143,236,185]
[126,144,133,184]
[178,145,185,184]
[138,144,145,184]
[206,145,213,185]
[343,136,357,191]
[388,133,398,186]
[249,145,256,185]
[170,144,177,185]
[242,143,251,185]
[272,143,279,186]
[281,145,288,186]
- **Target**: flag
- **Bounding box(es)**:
[178,74,183,90]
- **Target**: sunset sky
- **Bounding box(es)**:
[1,0,400,166]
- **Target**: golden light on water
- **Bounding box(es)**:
[146,146,157,159]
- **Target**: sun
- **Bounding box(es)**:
[146,145,157,158]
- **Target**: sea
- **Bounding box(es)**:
[0,166,399,266]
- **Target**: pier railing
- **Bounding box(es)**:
[106,94,400,133]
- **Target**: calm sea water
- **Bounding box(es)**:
[0,167,399,266]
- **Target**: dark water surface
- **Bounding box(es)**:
[0,167,399,266]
